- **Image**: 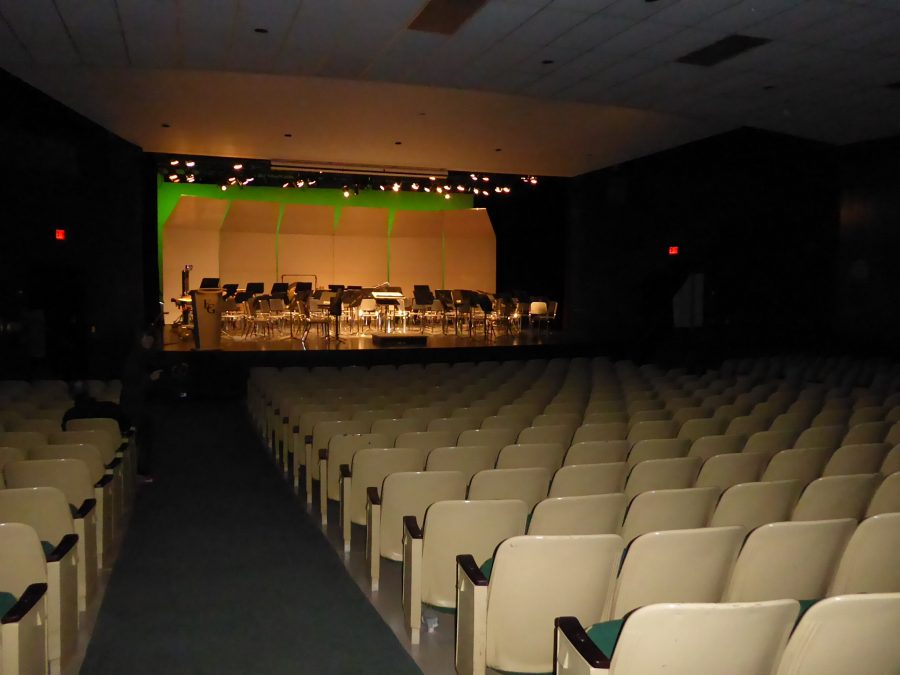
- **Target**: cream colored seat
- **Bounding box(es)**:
[64,417,125,445]
[467,467,551,511]
[626,439,689,467]
[791,474,879,521]
[866,471,900,516]
[457,428,519,453]
[886,421,900,447]
[402,499,527,644]
[828,513,900,594]
[822,442,888,477]
[572,423,627,444]
[479,415,530,435]
[549,463,627,497]
[533,412,581,429]
[776,593,900,675]
[743,430,799,462]
[318,432,390,518]
[582,412,628,426]
[369,417,426,445]
[0,487,79,671]
[426,417,481,437]
[564,441,628,466]
[671,406,711,426]
[620,487,720,544]
[723,519,856,603]
[394,430,459,454]
[761,447,831,485]
[810,409,850,427]
[528,494,627,536]
[695,453,766,490]
[11,419,59,435]
[849,406,888,426]
[496,443,565,472]
[883,445,900,475]
[626,420,677,446]
[793,425,846,451]
[517,424,575,447]
[769,412,813,433]
[610,527,744,619]
[725,415,771,438]
[4,459,99,610]
[842,420,891,445]
[676,417,724,443]
[338,447,428,552]
[366,470,466,591]
[425,445,498,483]
[687,434,745,462]
[0,522,49,675]
[310,419,371,484]
[0,447,27,488]
[0,431,47,451]
[402,405,452,422]
[627,409,671,429]
[624,457,701,499]
[710,480,802,530]
[555,599,799,675]
[456,534,623,675]
[48,428,128,511]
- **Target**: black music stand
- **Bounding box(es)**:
[199,277,220,289]
[222,284,239,298]
[325,289,345,343]
[245,282,265,296]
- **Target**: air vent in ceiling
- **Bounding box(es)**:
[677,35,771,67]
[408,0,488,35]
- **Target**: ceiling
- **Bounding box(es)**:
[2,0,899,177]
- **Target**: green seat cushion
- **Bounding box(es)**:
[480,557,494,581]
[586,619,625,659]
[0,591,17,617]
[41,541,56,557]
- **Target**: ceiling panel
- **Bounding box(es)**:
[593,20,684,56]
[699,0,804,33]
[550,13,633,51]
[506,5,593,46]
[0,12,30,64]
[0,0,79,65]
[177,0,236,70]
[746,0,853,40]
[649,0,744,27]
[115,0,179,69]
[54,0,128,67]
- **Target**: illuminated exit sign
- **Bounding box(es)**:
[668,245,679,256]
[55,229,66,241]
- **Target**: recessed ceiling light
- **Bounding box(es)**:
[541,59,554,65]
[763,85,776,91]
[161,123,171,128]
[494,148,502,152]
[284,133,293,138]
[254,27,269,34]
[395,141,403,145]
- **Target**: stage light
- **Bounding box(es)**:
[55,229,66,241]
[457,185,465,191]
[185,160,195,167]
[470,173,478,180]
[242,178,254,185]
[297,179,305,188]
[343,187,350,198]
[308,179,317,185]
[228,176,237,183]
[444,194,450,200]
[233,163,243,170]
[168,174,178,181]
[424,187,431,192]
[221,185,227,191]
[668,246,679,256]
[530,176,538,184]
[186,175,195,183]
[428,176,436,181]
[502,187,510,193]
[283,182,290,188]
[443,185,451,191]
[411,183,420,190]
[495,186,502,193]
[169,159,179,166]
[436,187,443,194]
[482,176,490,182]
[379,185,386,191]
[392,182,400,192]
[473,188,480,195]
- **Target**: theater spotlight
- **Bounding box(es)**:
[424,187,431,192]
[185,160,195,167]
[283,182,290,188]
[436,187,443,194]
[221,185,228,191]
[457,185,465,191]
[233,163,243,170]
[411,183,420,190]
[169,159,179,166]
[444,194,450,200]
[343,187,350,198]
[392,182,401,192]
[379,185,386,191]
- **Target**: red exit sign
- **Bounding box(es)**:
[668,245,679,256]
[55,229,66,241]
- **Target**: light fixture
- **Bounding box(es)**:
[221,185,227,191]
[185,160,195,167]
[168,174,178,181]
[411,183,420,190]
[424,187,431,192]
[343,187,350,198]
[529,177,538,184]
[186,175,195,183]
[242,178,254,185]
[392,182,401,192]
[473,188,480,195]
[495,186,502,193]
[429,176,436,181]
[379,185,386,191]
[436,186,443,194]
[482,176,490,182]
[228,177,237,183]
[444,194,450,200]
[296,179,305,188]
[456,185,465,191]
[283,182,290,188]
[470,174,478,181]
[169,159,179,166]
[502,187,510,193]
[233,163,243,170]
[308,179,316,185]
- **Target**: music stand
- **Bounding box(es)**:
[222,284,239,298]
[270,282,289,301]
[245,282,265,296]
[325,289,345,343]
[200,277,220,289]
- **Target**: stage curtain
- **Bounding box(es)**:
[219,201,279,291]
[389,211,443,296]
[333,206,389,287]
[443,209,496,292]
[278,204,335,290]
[162,196,226,311]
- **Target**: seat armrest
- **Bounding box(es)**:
[457,554,488,586]
[555,616,611,669]
[367,487,382,591]
[1,583,48,624]
[75,499,97,518]
[403,516,425,644]
[47,533,79,563]
[366,487,381,506]
[319,448,328,462]
[339,464,351,479]
[305,434,313,445]
[292,425,300,434]
[96,474,115,488]
[106,457,123,470]
[403,515,423,539]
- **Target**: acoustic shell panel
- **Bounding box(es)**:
[443,208,496,292]
[333,207,389,287]
[219,201,279,290]
[278,204,335,290]
[389,211,443,295]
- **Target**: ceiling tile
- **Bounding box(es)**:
[116,0,179,68]
[593,20,683,56]
[549,12,633,50]
[506,5,594,46]
[650,0,744,27]
[698,0,805,34]
[54,0,128,67]
[0,11,30,64]
[0,0,79,65]
[604,0,681,21]
[178,0,236,70]
[746,0,854,40]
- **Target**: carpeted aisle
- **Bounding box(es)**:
[80,399,422,675]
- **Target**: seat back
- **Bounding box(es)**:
[30,443,106,484]
[688,434,745,462]
[710,480,802,530]
[549,463,627,497]
[676,417,724,443]
[468,467,551,510]
[775,593,900,675]
[624,457,701,499]
[347,448,427,525]
[0,431,48,451]
[528,494,628,536]
[725,415,771,438]
[533,413,581,429]
[620,487,720,543]
[0,446,27,487]
[457,428,518,452]
[480,415,531,434]
[794,425,846,451]
[394,430,459,452]
[426,417,481,436]
[607,600,799,675]
[572,423,627,443]
[743,430,799,461]
[0,520,48,594]
[564,440,628,465]
[610,526,745,619]
[65,417,122,444]
[723,519,856,602]
[326,432,391,499]
[627,438,689,467]
[791,474,879,521]
[517,425,575,447]
[49,429,116,465]
[822,443,888,477]
[12,418,60,435]
[760,447,830,485]
[769,413,812,433]
[486,534,623,673]
[867,471,900,516]
[312,420,371,479]
[496,443,565,471]
[422,499,527,608]
[4,458,94,506]
[842,420,890,445]
[695,453,766,490]
[425,445,498,483]
[627,420,677,445]
[827,512,900,595]
[378,471,467,559]
[0,486,76,545]
[369,418,426,445]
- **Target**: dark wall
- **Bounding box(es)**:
[836,136,900,351]
[564,128,841,360]
[0,69,156,378]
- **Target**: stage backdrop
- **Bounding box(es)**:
[158,183,494,321]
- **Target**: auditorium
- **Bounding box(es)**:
[1,1,899,674]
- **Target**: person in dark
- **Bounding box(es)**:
[62,381,132,434]
[119,330,163,482]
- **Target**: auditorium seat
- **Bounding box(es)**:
[842,420,891,445]
[456,534,623,675]
[848,405,888,426]
[822,442,889,476]
[528,495,627,535]
[0,487,79,670]
[369,417,426,445]
[0,447,27,488]
[572,423,627,443]
[394,430,459,454]
[886,421,900,447]
[671,406,710,426]
[810,409,850,427]
[549,463,628,497]
[555,600,798,675]
[495,442,565,471]
[626,439,689,467]
[775,593,900,675]
[457,428,519,453]
[725,415,771,438]
[828,512,900,595]
[626,409,670,429]
[866,471,900,516]
[883,445,900,475]
[742,429,799,462]
[49,428,130,509]
[319,432,390,516]
[761,447,831,485]
[467,467,550,511]
[339,447,427,552]
[769,412,813,433]
[626,420,677,446]
[425,445,498,483]
[791,474,879,521]
[517,424,575,447]
[11,419,60,436]
[695,452,766,490]
[478,415,530,435]
[793,425,846,451]
[426,416,481,437]
[687,433,745,461]
[0,522,49,675]
[366,470,466,591]
[0,431,47,452]
[620,487,719,544]
[564,441,629,465]
[624,457,701,499]
[722,519,855,603]
[709,480,802,530]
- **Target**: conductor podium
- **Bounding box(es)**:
[191,289,223,350]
